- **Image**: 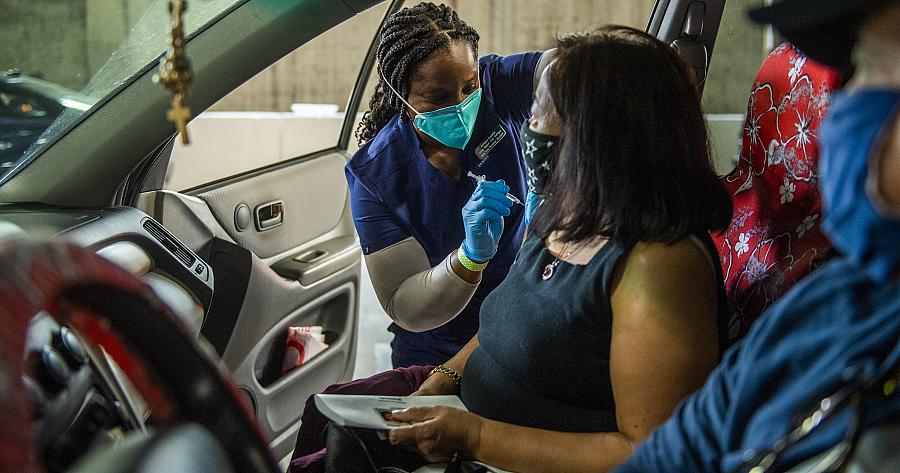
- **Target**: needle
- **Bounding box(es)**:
[467,171,524,206]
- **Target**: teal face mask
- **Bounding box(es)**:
[383,77,482,149]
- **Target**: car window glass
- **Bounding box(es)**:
[164,4,390,191]
[702,0,777,175]
[0,0,241,183]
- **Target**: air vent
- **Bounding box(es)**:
[142,219,197,268]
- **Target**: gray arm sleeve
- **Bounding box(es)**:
[364,237,479,332]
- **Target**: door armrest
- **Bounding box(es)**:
[272,236,360,285]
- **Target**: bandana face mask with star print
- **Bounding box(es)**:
[519,120,558,195]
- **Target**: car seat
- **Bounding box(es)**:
[712,43,842,343]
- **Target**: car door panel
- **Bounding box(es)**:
[195,152,349,259]
[223,255,358,462]
[136,149,359,462]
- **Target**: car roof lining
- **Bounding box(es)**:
[0,0,382,207]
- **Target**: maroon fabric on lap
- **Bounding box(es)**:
[288,364,434,472]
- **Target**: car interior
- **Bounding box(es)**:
[0,0,858,471]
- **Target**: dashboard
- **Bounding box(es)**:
[0,205,212,325]
[0,204,214,471]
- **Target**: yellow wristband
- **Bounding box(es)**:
[429,364,462,385]
[457,247,488,272]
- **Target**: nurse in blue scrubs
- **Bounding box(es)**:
[346,2,552,367]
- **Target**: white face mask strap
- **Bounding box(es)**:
[381,73,421,116]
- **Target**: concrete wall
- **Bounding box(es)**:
[0,0,155,90]
[701,0,771,114]
[457,0,655,54]
[209,3,389,112]
[210,0,656,113]
[1,0,90,90]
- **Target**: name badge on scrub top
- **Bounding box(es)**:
[474,125,507,167]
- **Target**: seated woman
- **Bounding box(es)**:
[316,26,734,473]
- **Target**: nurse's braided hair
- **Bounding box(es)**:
[355,2,479,146]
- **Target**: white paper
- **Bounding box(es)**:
[314,394,467,430]
[412,463,514,473]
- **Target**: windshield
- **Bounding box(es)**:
[0,0,242,183]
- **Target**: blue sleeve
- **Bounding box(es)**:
[345,168,410,255]
[615,344,741,473]
[481,52,542,125]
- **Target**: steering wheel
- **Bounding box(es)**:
[0,240,280,473]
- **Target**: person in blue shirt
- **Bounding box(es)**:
[346,2,552,368]
[616,1,900,472]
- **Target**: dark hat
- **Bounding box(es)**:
[748,0,893,71]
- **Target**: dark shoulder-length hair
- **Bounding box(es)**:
[531,25,731,247]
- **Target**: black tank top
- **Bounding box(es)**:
[460,234,727,433]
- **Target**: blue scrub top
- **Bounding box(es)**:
[346,52,542,368]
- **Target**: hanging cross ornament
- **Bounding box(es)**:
[153,0,193,144]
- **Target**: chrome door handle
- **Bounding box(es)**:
[255,200,284,231]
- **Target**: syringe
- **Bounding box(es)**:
[467,171,524,206]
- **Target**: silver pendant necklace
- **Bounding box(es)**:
[542,244,575,281]
[542,259,562,280]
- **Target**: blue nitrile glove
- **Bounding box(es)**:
[523,190,542,229]
[461,179,513,263]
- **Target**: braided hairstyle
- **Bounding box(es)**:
[355,2,480,146]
